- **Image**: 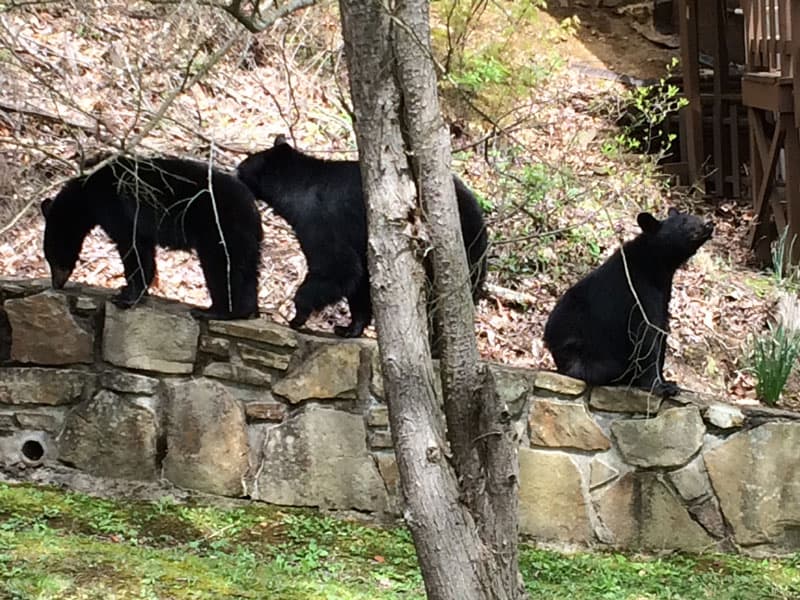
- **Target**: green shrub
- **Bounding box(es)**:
[597,57,687,159]
[451,53,511,93]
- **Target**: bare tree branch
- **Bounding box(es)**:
[0,99,97,135]
[146,0,318,33]
[124,30,245,151]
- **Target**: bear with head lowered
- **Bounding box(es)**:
[41,155,263,320]
[543,208,713,396]
[236,136,488,338]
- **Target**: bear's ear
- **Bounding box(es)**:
[637,212,661,234]
[667,207,680,218]
[40,197,53,218]
[273,134,289,147]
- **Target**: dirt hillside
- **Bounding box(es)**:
[0,2,787,407]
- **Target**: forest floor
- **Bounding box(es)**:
[0,1,791,407]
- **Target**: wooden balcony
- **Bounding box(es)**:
[740,0,800,262]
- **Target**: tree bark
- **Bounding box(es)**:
[339,0,525,598]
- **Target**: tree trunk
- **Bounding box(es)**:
[339,0,525,598]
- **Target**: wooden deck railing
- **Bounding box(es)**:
[742,0,800,120]
[743,0,796,74]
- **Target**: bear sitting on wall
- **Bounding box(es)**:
[236,135,488,338]
[41,155,263,320]
[543,208,713,396]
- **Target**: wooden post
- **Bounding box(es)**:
[792,0,800,125]
[709,0,729,196]
[785,124,800,263]
[730,103,741,197]
[679,0,704,189]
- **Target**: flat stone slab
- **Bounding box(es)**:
[518,448,592,543]
[367,404,389,428]
[163,379,249,497]
[5,291,93,364]
[490,365,535,415]
[704,403,745,429]
[529,398,610,450]
[239,344,291,371]
[256,406,388,512]
[244,400,287,422]
[58,390,158,480]
[0,279,49,297]
[208,319,298,348]
[589,457,619,490]
[612,406,705,468]
[595,472,717,552]
[669,457,711,502]
[534,371,587,396]
[704,422,800,548]
[15,409,64,433]
[74,295,103,312]
[100,370,160,395]
[198,335,231,358]
[0,368,92,406]
[272,342,361,403]
[203,362,271,387]
[590,386,663,414]
[103,303,198,374]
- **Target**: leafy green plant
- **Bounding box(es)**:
[435,0,568,105]
[747,322,800,405]
[770,226,800,290]
[543,15,580,43]
[436,0,547,75]
[488,156,616,288]
[451,53,511,93]
[473,190,494,213]
[599,57,688,159]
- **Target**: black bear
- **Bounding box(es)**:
[41,155,263,320]
[543,208,713,396]
[236,136,488,337]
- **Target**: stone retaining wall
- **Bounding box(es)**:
[1,278,799,556]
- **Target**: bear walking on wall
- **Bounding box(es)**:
[236,136,488,338]
[41,155,263,320]
[543,208,713,396]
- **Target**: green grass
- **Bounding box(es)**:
[521,549,800,599]
[1,484,799,599]
[0,484,421,599]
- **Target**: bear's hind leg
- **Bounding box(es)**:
[562,357,626,386]
[224,255,260,320]
[194,224,261,320]
[114,239,156,308]
[194,247,239,320]
[230,266,259,320]
[201,236,261,320]
[291,273,345,331]
[335,283,372,338]
[627,325,679,396]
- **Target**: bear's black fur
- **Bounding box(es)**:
[41,155,263,320]
[543,208,713,396]
[236,136,488,338]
